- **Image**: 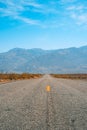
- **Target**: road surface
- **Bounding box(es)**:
[0,75,87,130]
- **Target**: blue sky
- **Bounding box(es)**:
[0,0,87,52]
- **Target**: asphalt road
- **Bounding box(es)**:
[0,75,87,130]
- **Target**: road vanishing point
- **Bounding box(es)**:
[0,75,87,130]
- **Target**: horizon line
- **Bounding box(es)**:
[0,44,87,53]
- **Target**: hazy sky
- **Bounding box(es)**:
[0,0,87,52]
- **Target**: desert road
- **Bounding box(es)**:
[0,75,87,130]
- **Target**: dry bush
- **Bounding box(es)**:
[51,74,87,80]
[0,73,43,81]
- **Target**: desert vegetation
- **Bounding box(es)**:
[0,73,43,83]
[51,74,87,80]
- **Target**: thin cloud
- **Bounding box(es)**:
[60,0,77,4]
[15,16,39,25]
[0,0,87,27]
[66,5,85,11]
[0,0,61,26]
[22,1,42,8]
[71,13,87,25]
[0,0,42,25]
[66,2,87,26]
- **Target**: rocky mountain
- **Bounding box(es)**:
[0,46,87,73]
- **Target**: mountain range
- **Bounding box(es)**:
[0,46,87,73]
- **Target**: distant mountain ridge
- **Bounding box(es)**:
[0,46,87,73]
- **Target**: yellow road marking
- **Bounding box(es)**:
[46,86,51,92]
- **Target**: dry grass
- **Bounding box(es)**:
[51,74,87,80]
[0,73,43,82]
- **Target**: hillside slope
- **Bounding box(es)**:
[0,46,87,73]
